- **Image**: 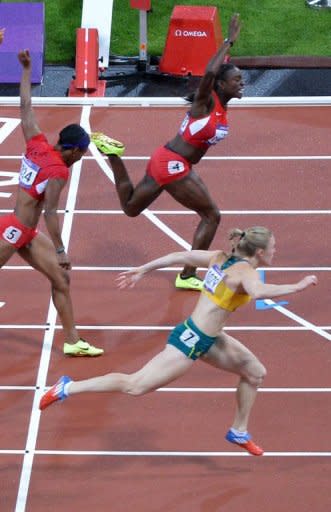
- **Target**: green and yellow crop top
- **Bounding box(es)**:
[202,255,252,312]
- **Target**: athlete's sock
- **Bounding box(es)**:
[63,381,73,396]
[230,427,248,437]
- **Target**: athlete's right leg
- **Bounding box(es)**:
[40,344,193,409]
[202,331,266,455]
[18,233,103,356]
[108,155,163,216]
[164,171,221,288]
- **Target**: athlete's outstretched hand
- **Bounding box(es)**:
[18,49,31,69]
[117,268,145,289]
[0,28,5,44]
[227,13,241,43]
[296,275,318,291]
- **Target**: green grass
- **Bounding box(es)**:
[2,0,331,63]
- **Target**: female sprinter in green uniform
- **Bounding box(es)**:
[39,227,317,455]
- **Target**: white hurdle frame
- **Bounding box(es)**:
[81,0,114,69]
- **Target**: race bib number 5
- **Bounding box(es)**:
[3,226,22,244]
[19,156,41,189]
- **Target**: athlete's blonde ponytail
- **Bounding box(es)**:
[229,226,272,256]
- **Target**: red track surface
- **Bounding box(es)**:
[0,103,330,511]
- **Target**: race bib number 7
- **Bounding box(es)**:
[19,156,41,189]
[180,327,200,348]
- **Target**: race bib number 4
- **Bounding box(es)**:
[19,156,41,189]
[168,160,185,175]
[203,265,225,294]
[3,225,22,244]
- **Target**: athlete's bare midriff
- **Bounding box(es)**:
[166,134,207,165]
[191,293,231,337]
[14,188,43,228]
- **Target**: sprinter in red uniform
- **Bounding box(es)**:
[0,50,103,357]
[92,14,243,291]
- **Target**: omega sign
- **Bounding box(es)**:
[174,29,208,37]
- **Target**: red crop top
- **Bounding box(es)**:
[19,134,69,200]
[178,92,229,150]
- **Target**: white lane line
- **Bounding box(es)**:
[5,386,328,393]
[2,265,331,272]
[157,387,331,393]
[149,210,331,215]
[2,208,331,215]
[264,299,331,342]
[83,155,331,161]
[14,106,91,512]
[30,450,331,457]
[1,324,331,332]
[2,155,331,161]
[0,118,21,143]
[1,449,330,457]
[0,386,36,391]
[1,449,331,457]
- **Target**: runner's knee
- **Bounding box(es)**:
[50,269,70,292]
[246,360,267,387]
[212,207,221,225]
[126,374,150,396]
[201,206,221,225]
[123,204,142,217]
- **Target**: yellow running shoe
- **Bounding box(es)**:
[63,339,104,357]
[91,132,125,157]
[175,273,203,291]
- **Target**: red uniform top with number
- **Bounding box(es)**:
[178,92,229,150]
[19,133,69,200]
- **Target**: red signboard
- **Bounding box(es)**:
[130,0,151,10]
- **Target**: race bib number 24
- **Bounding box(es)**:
[19,156,40,189]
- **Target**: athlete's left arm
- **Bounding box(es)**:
[18,50,41,142]
[242,267,317,299]
[117,250,223,289]
[43,178,67,252]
